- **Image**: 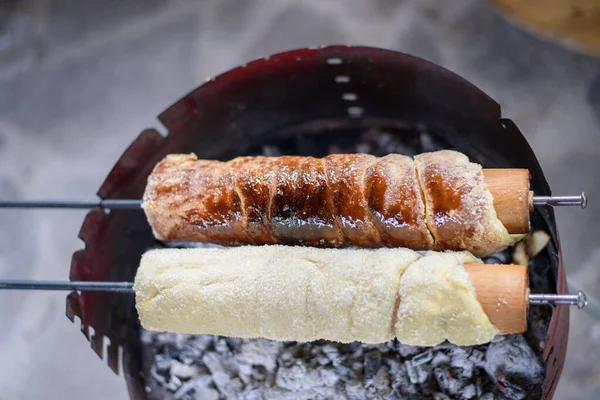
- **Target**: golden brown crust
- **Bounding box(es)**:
[143,153,433,249]
[365,154,434,249]
[269,156,341,246]
[414,150,514,256]
[229,157,279,244]
[322,154,380,247]
[143,154,248,243]
[143,151,514,255]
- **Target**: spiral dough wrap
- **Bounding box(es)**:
[142,150,514,257]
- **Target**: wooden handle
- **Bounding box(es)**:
[482,169,531,234]
[466,263,529,334]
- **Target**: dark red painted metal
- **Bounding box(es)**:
[67,46,566,399]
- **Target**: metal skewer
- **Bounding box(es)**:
[0,199,142,209]
[0,280,587,308]
[532,192,587,209]
[0,280,134,292]
[0,192,588,210]
[529,291,587,309]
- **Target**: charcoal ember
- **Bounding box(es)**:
[215,338,230,354]
[321,344,341,364]
[449,346,471,359]
[390,362,419,396]
[417,366,431,385]
[172,376,212,400]
[411,349,433,366]
[458,384,477,399]
[363,342,391,353]
[334,364,355,382]
[348,341,363,357]
[431,351,451,367]
[226,338,243,348]
[241,387,260,400]
[397,343,420,358]
[165,344,182,359]
[150,364,168,386]
[202,352,226,375]
[450,354,474,380]
[250,366,267,382]
[265,388,330,400]
[165,333,189,350]
[153,333,178,347]
[468,349,485,366]
[405,361,419,384]
[479,394,495,400]
[165,375,182,392]
[497,379,527,400]
[171,361,199,380]
[230,377,244,392]
[385,389,402,400]
[434,368,461,396]
[212,371,237,399]
[364,350,382,380]
[236,340,281,372]
[190,335,214,352]
[178,347,203,366]
[279,350,294,368]
[195,387,219,400]
[526,306,550,352]
[386,359,403,378]
[432,393,451,400]
[317,368,340,388]
[345,382,367,400]
[484,335,544,398]
[366,366,391,395]
[475,377,486,397]
[155,354,172,374]
[386,339,401,351]
[275,361,338,391]
[315,354,329,367]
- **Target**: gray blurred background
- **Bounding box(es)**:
[0,0,599,399]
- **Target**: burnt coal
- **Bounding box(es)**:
[143,333,547,399]
[142,127,550,400]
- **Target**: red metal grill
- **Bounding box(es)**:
[65,46,568,399]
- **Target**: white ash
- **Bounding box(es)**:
[142,128,550,399]
[142,333,543,400]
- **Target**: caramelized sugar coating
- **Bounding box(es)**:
[143,151,515,256]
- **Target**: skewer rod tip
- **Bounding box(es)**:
[528,291,587,308]
[532,192,587,209]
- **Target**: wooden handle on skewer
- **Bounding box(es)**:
[466,263,529,334]
[483,169,531,234]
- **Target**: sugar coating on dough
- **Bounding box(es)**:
[394,251,499,346]
[134,245,420,343]
[414,150,515,257]
[365,154,434,249]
